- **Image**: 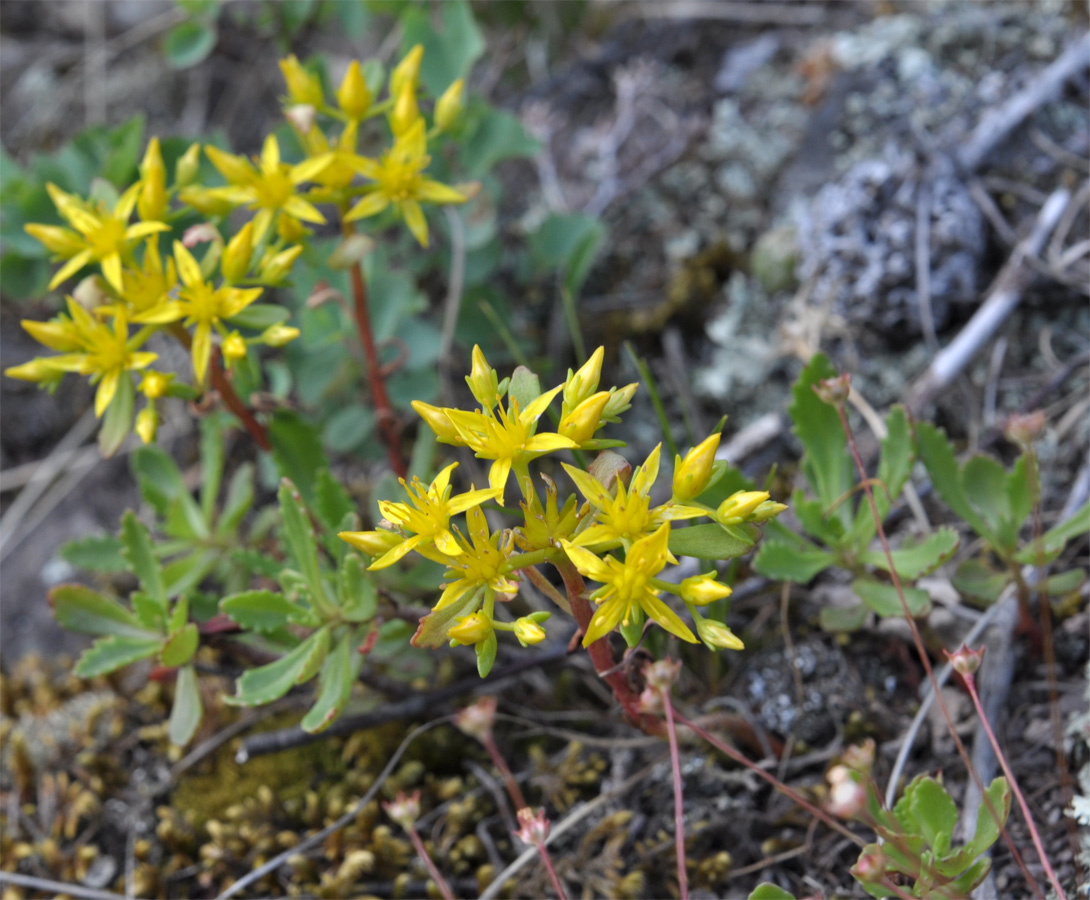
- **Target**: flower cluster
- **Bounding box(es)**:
[7,46,468,451]
[339,346,786,675]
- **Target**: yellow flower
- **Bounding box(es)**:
[28,183,169,293]
[202,136,333,242]
[221,331,248,367]
[415,375,577,503]
[139,370,173,400]
[15,298,158,417]
[115,235,176,316]
[345,118,466,248]
[561,524,698,647]
[562,444,704,553]
[132,241,263,384]
[435,505,519,611]
[339,462,499,570]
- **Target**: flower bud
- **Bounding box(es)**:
[449,612,493,646]
[435,78,465,132]
[279,54,324,106]
[139,370,173,400]
[678,573,733,606]
[383,790,421,831]
[137,137,167,223]
[749,499,787,523]
[221,222,254,283]
[812,372,851,407]
[558,391,610,444]
[851,846,886,883]
[826,767,867,819]
[389,81,420,136]
[257,244,303,284]
[602,382,638,421]
[135,407,159,445]
[453,696,496,742]
[259,324,300,347]
[673,433,721,501]
[412,400,462,443]
[564,347,604,408]
[644,657,682,693]
[4,358,62,384]
[390,44,424,97]
[637,684,662,715]
[694,616,744,651]
[337,60,373,120]
[514,807,550,846]
[716,490,770,525]
[1004,410,1046,449]
[221,332,248,366]
[175,142,202,188]
[945,643,985,678]
[513,618,547,647]
[338,528,401,558]
[466,344,500,407]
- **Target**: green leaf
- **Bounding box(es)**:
[199,413,226,523]
[748,885,797,900]
[529,213,606,297]
[819,604,869,632]
[1044,569,1085,595]
[131,445,202,522]
[278,479,336,619]
[323,406,375,452]
[314,466,356,532]
[668,522,759,560]
[163,19,217,69]
[338,554,377,622]
[853,578,931,618]
[226,626,331,706]
[59,535,126,574]
[793,494,845,548]
[951,559,1008,604]
[50,584,156,638]
[411,590,480,649]
[268,410,327,505]
[1014,500,1090,564]
[459,104,541,176]
[217,462,254,535]
[121,511,166,608]
[850,404,913,546]
[98,372,134,457]
[227,303,290,330]
[908,776,959,855]
[1003,455,1034,546]
[476,629,498,678]
[75,635,162,678]
[161,549,218,598]
[160,623,199,667]
[860,527,959,580]
[753,540,835,583]
[790,354,851,518]
[962,455,1011,547]
[168,664,203,746]
[508,365,542,412]
[131,591,166,631]
[301,631,359,733]
[400,0,485,95]
[966,777,1010,858]
[220,589,316,633]
[915,423,994,542]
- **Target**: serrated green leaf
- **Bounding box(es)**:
[793,494,845,547]
[58,535,126,574]
[1003,455,1034,545]
[338,554,377,622]
[50,584,156,638]
[160,622,199,667]
[748,885,796,900]
[169,595,189,634]
[164,492,210,541]
[168,664,203,746]
[790,354,851,520]
[161,549,217,598]
[131,591,166,631]
[945,858,992,897]
[226,626,330,706]
[916,423,994,543]
[952,559,1008,604]
[668,522,759,560]
[1014,500,1090,564]
[300,631,358,733]
[322,406,375,452]
[908,776,959,855]
[818,603,868,632]
[476,629,498,678]
[98,372,134,457]
[967,777,1010,859]
[278,480,336,619]
[131,445,196,518]
[860,527,959,580]
[121,511,166,608]
[220,589,315,632]
[850,404,912,546]
[75,635,162,678]
[753,540,834,583]
[853,578,931,618]
[962,455,1011,545]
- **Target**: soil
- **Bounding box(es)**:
[1,2,1088,898]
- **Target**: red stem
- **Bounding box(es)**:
[483,734,527,811]
[342,220,407,478]
[834,403,1041,898]
[534,836,568,900]
[662,691,689,900]
[961,670,1067,899]
[406,825,456,900]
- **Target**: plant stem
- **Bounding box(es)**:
[483,734,527,811]
[341,219,407,478]
[674,711,865,847]
[833,403,1042,899]
[661,690,689,900]
[960,667,1067,899]
[405,824,456,900]
[534,835,567,900]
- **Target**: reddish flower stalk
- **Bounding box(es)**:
[342,220,407,478]
[953,649,1067,899]
[483,732,527,811]
[516,808,567,900]
[645,661,689,900]
[384,791,455,900]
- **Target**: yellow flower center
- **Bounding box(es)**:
[377,153,425,202]
[180,282,221,323]
[89,216,127,260]
[253,169,294,210]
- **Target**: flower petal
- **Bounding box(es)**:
[344,192,390,221]
[582,596,627,647]
[368,535,421,570]
[401,199,428,247]
[641,593,698,643]
[561,463,611,511]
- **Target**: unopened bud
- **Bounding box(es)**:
[137,137,167,222]
[337,60,373,120]
[435,78,465,132]
[453,696,496,743]
[389,81,419,136]
[514,807,550,846]
[749,499,787,523]
[851,846,887,883]
[716,490,770,525]
[513,618,547,647]
[466,344,500,407]
[174,142,202,188]
[694,616,744,651]
[673,433,721,501]
[221,332,248,366]
[602,382,638,421]
[826,767,867,819]
[279,54,324,107]
[258,244,303,283]
[412,400,462,443]
[1004,410,1046,449]
[813,373,851,407]
[448,612,493,646]
[679,573,733,606]
[564,346,604,409]
[338,528,401,559]
[383,790,421,831]
[558,391,610,444]
[945,643,984,678]
[259,324,300,347]
[221,222,254,283]
[135,407,158,445]
[139,370,173,400]
[390,44,423,97]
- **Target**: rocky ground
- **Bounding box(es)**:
[1,1,1088,898]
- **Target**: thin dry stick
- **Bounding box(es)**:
[216,715,454,900]
[832,400,1043,898]
[661,689,689,900]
